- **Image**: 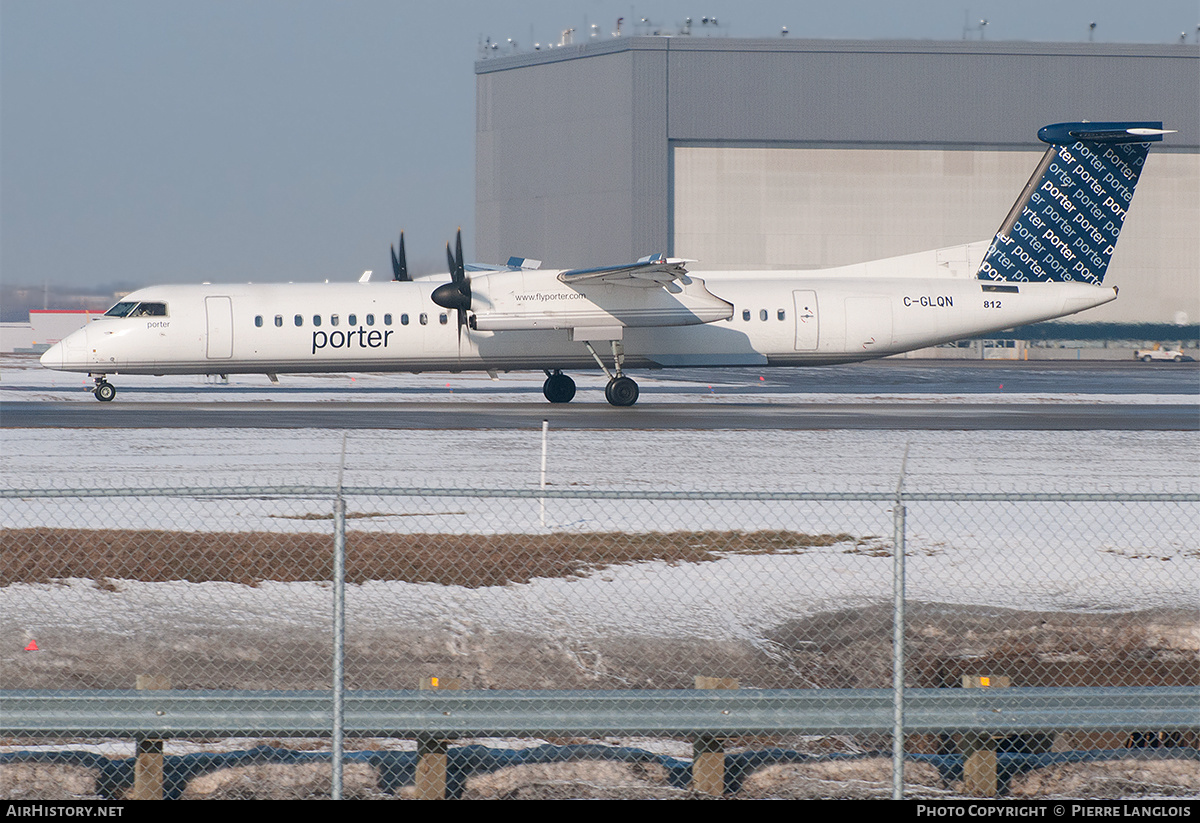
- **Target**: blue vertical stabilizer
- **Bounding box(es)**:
[977,121,1166,285]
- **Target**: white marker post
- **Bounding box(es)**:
[540,419,549,528]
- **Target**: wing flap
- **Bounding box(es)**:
[558,254,693,287]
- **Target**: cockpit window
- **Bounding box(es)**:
[104,301,139,317]
[105,301,167,318]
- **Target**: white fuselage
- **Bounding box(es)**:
[42,252,1116,377]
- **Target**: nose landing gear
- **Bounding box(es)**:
[92,377,116,402]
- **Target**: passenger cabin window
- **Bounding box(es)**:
[384,314,392,325]
[274,315,283,327]
[760,309,768,321]
[778,309,786,321]
[294,315,303,327]
[742,309,751,322]
[419,313,428,326]
[331,315,339,326]
[313,315,321,327]
[255,315,263,328]
[366,314,374,326]
[348,314,357,326]
[439,313,448,325]
[400,314,409,326]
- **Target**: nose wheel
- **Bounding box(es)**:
[93,378,116,402]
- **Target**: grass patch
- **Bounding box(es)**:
[0,528,856,588]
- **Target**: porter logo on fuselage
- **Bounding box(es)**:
[312,327,394,354]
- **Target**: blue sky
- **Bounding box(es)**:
[2,0,1196,290]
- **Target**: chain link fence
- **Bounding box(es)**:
[2,484,1197,799]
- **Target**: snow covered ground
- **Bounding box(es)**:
[2,355,1197,655]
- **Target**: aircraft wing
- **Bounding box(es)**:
[557,254,693,287]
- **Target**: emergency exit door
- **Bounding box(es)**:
[793,290,819,350]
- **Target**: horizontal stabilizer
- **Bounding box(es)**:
[1038,121,1173,145]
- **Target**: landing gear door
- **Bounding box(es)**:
[205,296,233,359]
[793,290,819,351]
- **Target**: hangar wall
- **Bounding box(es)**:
[673,147,1197,325]
[475,38,1199,324]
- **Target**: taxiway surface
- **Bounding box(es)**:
[2,359,1196,431]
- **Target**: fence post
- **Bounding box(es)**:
[132,675,169,800]
[332,492,346,800]
[962,675,1011,796]
[416,677,461,799]
[891,446,909,800]
[692,676,738,795]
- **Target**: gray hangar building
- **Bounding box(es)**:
[474,38,1199,326]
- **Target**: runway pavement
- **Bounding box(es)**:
[2,360,1195,430]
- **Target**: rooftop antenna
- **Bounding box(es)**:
[614,17,623,37]
[1088,21,1096,42]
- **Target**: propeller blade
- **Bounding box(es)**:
[432,228,473,350]
[391,232,409,281]
[454,228,465,284]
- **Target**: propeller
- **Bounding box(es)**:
[390,232,409,281]
[431,228,471,341]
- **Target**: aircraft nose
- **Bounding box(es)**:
[39,341,63,370]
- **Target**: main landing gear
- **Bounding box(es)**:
[542,370,576,403]
[586,339,639,407]
[543,339,641,407]
[92,376,116,402]
[604,375,639,407]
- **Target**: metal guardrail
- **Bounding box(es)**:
[4,688,1197,739]
[3,486,1198,501]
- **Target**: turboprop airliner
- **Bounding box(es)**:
[40,121,1169,406]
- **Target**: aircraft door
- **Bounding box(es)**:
[205,296,233,359]
[793,290,819,351]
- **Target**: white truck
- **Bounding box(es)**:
[1135,345,1186,362]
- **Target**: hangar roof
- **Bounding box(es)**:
[477,37,1199,149]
